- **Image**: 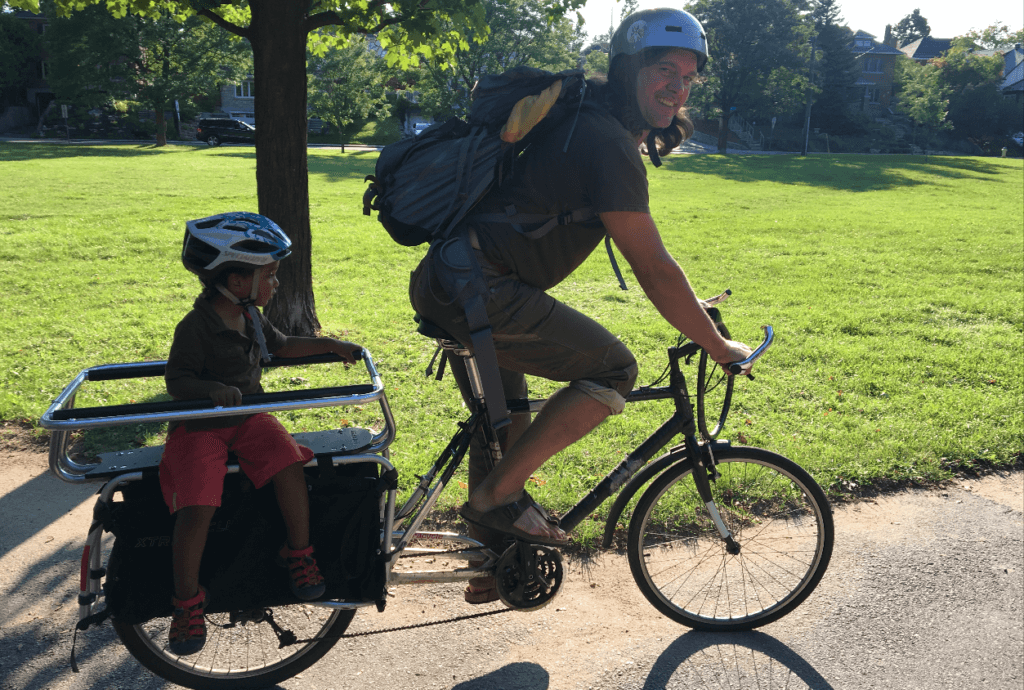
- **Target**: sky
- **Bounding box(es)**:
[570,0,1024,43]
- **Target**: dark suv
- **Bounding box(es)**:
[196,118,256,147]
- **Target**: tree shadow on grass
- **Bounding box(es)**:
[663,154,1009,191]
[0,141,213,162]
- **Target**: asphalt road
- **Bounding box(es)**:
[1,438,1020,690]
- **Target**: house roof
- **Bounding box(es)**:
[1004,45,1024,73]
[1002,59,1024,93]
[901,36,953,61]
[850,31,904,57]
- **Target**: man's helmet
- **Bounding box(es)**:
[610,8,708,73]
[182,212,291,283]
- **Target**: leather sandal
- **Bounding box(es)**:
[459,491,568,547]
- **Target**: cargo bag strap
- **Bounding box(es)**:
[430,234,511,433]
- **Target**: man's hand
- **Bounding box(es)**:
[711,339,753,374]
[210,385,243,407]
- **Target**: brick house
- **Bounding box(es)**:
[849,30,904,113]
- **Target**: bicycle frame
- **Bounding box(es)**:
[387,338,742,577]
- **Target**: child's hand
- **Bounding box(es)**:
[330,340,363,365]
[210,385,243,407]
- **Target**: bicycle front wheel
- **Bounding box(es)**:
[627,447,833,631]
[112,602,354,690]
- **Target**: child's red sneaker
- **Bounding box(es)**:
[278,545,326,600]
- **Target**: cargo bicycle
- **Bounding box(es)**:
[41,291,833,689]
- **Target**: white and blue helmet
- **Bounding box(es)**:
[182,212,291,283]
[610,8,709,73]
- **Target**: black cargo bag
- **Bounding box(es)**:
[104,459,387,625]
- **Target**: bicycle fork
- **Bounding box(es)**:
[689,441,740,554]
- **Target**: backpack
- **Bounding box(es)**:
[362,66,592,248]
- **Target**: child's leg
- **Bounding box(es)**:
[272,462,311,551]
[171,505,217,601]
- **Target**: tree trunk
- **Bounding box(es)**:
[717,112,732,153]
[250,1,320,336]
[155,109,168,146]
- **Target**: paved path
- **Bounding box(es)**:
[1,436,1020,689]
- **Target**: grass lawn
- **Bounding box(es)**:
[1,142,1021,540]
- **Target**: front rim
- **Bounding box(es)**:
[115,604,351,689]
[629,450,832,630]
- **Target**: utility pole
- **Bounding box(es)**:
[801,35,817,157]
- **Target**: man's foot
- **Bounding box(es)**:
[460,491,568,546]
[278,545,327,600]
[464,558,499,604]
[169,586,208,656]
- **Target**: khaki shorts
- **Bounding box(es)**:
[410,251,638,415]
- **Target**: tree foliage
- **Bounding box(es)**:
[935,43,1020,145]
[895,42,1021,151]
[957,23,1024,52]
[42,5,248,144]
[9,0,584,335]
[894,57,948,134]
[307,34,391,136]
[810,0,858,134]
[409,0,584,121]
[687,0,812,151]
[0,9,40,108]
[892,9,929,47]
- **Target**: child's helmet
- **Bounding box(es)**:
[610,8,708,73]
[182,212,291,284]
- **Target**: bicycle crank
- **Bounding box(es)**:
[494,540,563,611]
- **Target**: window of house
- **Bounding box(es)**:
[855,38,872,48]
[866,87,880,103]
[235,81,254,99]
[864,58,883,73]
[41,61,49,80]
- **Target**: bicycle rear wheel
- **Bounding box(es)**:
[112,600,354,690]
[627,447,833,631]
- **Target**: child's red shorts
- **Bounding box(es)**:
[159,413,314,514]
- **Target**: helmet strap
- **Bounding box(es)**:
[213,268,272,364]
[646,130,663,167]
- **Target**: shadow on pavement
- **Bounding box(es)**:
[642,630,834,689]
[453,661,550,689]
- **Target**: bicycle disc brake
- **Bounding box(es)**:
[494,541,563,612]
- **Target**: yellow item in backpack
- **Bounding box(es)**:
[500,80,562,143]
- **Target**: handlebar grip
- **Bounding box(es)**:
[727,325,774,375]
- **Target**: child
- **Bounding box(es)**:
[160,212,362,656]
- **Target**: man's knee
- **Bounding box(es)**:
[571,360,638,415]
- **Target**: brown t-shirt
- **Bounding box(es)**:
[472,103,649,290]
[164,296,287,430]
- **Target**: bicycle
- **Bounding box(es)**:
[41,290,833,689]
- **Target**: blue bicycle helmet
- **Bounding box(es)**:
[182,212,292,283]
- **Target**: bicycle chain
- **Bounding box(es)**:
[337,606,513,638]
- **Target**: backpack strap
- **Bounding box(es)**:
[429,234,512,433]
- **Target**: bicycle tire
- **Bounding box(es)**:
[696,322,734,440]
[627,446,833,632]
[112,593,354,690]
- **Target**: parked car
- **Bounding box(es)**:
[195,118,256,147]
[412,122,431,136]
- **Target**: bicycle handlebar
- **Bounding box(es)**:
[727,325,774,375]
